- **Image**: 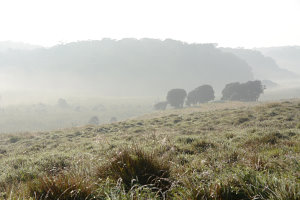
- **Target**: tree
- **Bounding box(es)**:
[88,116,99,125]
[186,85,215,106]
[166,89,187,108]
[154,101,168,110]
[57,98,69,108]
[221,80,264,102]
[221,82,240,101]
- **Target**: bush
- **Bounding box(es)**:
[97,148,172,193]
[154,101,168,110]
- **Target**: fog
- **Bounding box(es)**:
[0,0,299,133]
[0,39,299,133]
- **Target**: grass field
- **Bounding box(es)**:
[0,97,153,133]
[0,100,299,199]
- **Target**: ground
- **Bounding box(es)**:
[0,100,299,199]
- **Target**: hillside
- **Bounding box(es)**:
[258,46,300,75]
[221,48,299,81]
[0,39,253,96]
[0,100,299,199]
[0,41,41,52]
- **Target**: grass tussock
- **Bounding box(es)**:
[97,148,172,193]
[26,172,96,199]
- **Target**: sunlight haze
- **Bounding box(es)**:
[0,0,299,48]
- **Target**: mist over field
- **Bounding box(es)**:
[0,40,299,100]
[0,39,300,133]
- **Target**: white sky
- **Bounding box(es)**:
[0,0,299,48]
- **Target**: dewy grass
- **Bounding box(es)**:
[0,100,299,199]
[26,172,96,199]
[97,148,172,193]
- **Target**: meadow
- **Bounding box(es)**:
[0,97,153,133]
[0,100,299,199]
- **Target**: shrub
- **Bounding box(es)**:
[154,101,168,110]
[97,148,172,193]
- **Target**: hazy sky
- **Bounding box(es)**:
[0,0,299,48]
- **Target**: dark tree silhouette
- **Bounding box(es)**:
[186,85,215,106]
[154,101,168,110]
[88,116,99,125]
[221,82,240,101]
[221,80,264,102]
[186,89,198,106]
[57,98,69,108]
[166,89,187,108]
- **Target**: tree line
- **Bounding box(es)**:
[154,80,265,110]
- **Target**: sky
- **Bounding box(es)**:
[0,0,299,48]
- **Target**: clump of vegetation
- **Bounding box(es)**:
[221,80,264,102]
[26,172,96,199]
[8,136,21,143]
[97,148,172,193]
